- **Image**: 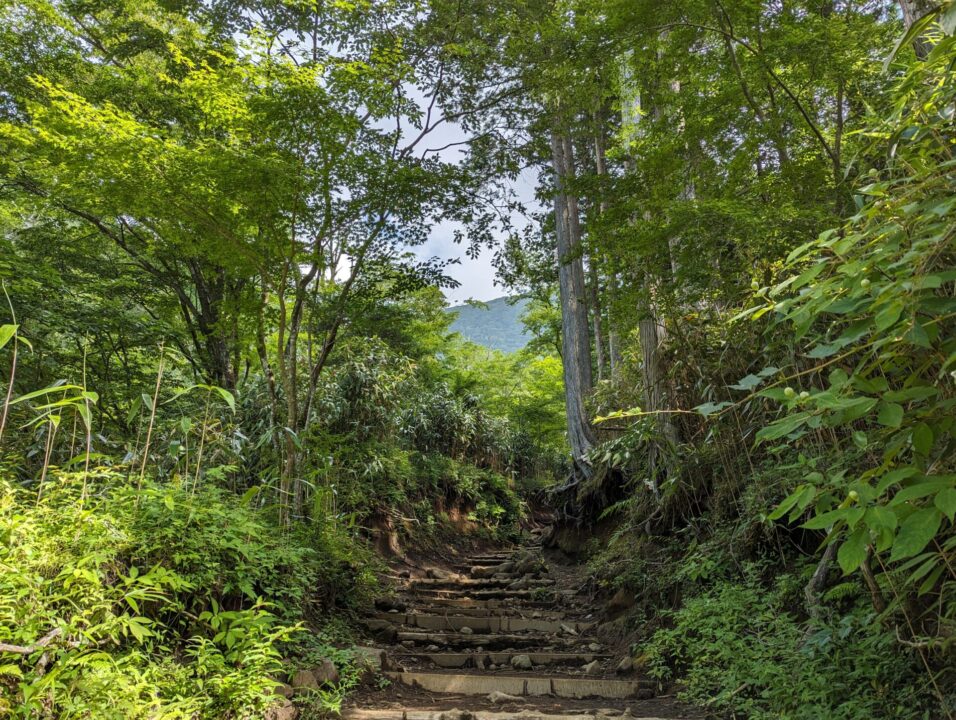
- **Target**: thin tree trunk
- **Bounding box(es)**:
[588,263,606,383]
[630,54,681,488]
[551,127,595,476]
[589,121,611,383]
[899,0,935,60]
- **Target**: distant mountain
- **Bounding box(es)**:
[448,296,530,353]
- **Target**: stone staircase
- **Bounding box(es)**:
[343,533,694,720]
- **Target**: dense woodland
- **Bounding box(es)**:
[0,0,954,718]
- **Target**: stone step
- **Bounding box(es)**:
[416,598,559,611]
[411,604,569,619]
[369,613,593,634]
[412,588,554,601]
[408,577,554,590]
[383,671,651,699]
[396,631,573,650]
[396,651,612,669]
[345,711,671,720]
[463,556,514,565]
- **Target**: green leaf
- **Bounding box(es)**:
[730,374,763,391]
[889,477,954,506]
[912,423,933,456]
[0,663,23,678]
[934,488,956,522]
[890,508,942,562]
[865,506,898,531]
[213,386,236,413]
[874,300,904,332]
[802,507,846,531]
[875,466,920,494]
[884,386,937,403]
[942,2,956,34]
[877,401,904,427]
[918,565,945,596]
[8,383,83,406]
[240,485,262,506]
[0,324,17,350]
[838,527,868,575]
[756,412,811,443]
[694,401,732,417]
[885,8,940,69]
[769,485,806,521]
[805,341,845,359]
[126,617,153,643]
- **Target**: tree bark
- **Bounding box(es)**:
[589,123,610,383]
[551,127,595,475]
[638,316,678,496]
[588,262,606,383]
[899,0,935,60]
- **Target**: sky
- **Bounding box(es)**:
[401,87,542,307]
[410,164,543,307]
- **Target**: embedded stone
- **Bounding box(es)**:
[510,654,533,670]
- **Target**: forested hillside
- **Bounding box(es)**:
[0,0,954,719]
[448,297,530,353]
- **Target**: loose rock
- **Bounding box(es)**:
[352,646,389,672]
[583,660,601,675]
[488,691,523,703]
[265,698,298,720]
[311,658,339,685]
[374,597,406,612]
[510,654,533,670]
[606,588,634,615]
[291,669,318,693]
[438,711,475,720]
[272,682,294,699]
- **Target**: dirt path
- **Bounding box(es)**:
[341,529,699,720]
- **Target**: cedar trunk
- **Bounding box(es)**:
[551,128,595,475]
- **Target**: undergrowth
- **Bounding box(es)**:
[0,470,374,718]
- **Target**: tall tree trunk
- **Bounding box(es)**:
[551,127,595,476]
[587,263,606,383]
[899,0,935,60]
[624,51,681,489]
[607,273,623,378]
[589,121,611,382]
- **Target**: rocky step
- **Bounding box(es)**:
[395,631,579,650]
[383,672,653,699]
[368,613,594,634]
[395,651,612,669]
[413,598,564,611]
[344,711,670,720]
[456,557,515,567]
[411,589,554,601]
[408,578,555,591]
[408,604,569,619]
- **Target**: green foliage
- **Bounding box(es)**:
[753,15,956,632]
[0,472,319,718]
[645,571,938,720]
